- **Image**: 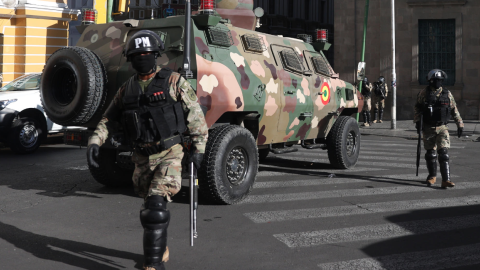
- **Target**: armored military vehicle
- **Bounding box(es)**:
[40,0,363,204]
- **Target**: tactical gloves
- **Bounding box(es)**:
[457,127,463,138]
[190,153,204,170]
[87,144,100,168]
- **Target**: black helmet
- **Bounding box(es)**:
[427,69,447,81]
[378,76,385,83]
[124,30,165,61]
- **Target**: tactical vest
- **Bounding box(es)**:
[374,83,386,97]
[423,88,451,126]
[122,68,187,154]
[361,83,371,98]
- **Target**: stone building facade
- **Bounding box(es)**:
[334,0,480,120]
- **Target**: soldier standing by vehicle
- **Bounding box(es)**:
[372,76,388,123]
[361,77,373,127]
[86,30,208,270]
[414,69,463,189]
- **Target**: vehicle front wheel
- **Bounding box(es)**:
[326,116,361,169]
[199,125,259,204]
[88,148,134,187]
[8,117,44,154]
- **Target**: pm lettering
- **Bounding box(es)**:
[135,37,152,49]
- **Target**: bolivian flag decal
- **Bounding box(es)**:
[320,82,331,105]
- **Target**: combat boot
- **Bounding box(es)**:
[424,150,437,186]
[362,111,369,127]
[367,111,372,125]
[438,148,455,188]
[372,109,379,123]
[379,108,384,123]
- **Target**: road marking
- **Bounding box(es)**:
[317,243,480,270]
[271,156,427,169]
[257,165,386,177]
[296,149,417,157]
[253,173,457,189]
[283,152,419,162]
[240,182,480,204]
[361,142,465,149]
[274,214,480,248]
[244,194,474,223]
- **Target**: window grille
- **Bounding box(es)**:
[207,27,234,47]
[418,19,455,86]
[280,49,303,74]
[311,53,331,76]
[242,34,266,52]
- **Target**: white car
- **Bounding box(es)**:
[0,73,78,154]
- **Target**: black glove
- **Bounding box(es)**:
[415,121,421,133]
[190,153,204,170]
[87,144,100,168]
[457,127,463,138]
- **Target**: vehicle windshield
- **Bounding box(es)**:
[1,74,41,91]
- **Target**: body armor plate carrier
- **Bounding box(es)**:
[423,88,451,126]
[122,68,187,154]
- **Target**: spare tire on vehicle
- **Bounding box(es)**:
[40,46,107,126]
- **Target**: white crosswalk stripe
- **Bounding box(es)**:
[317,243,480,270]
[361,142,465,149]
[274,214,480,248]
[270,156,427,169]
[245,194,474,223]
[257,165,387,177]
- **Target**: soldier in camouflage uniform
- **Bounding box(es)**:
[361,77,373,127]
[414,69,463,189]
[86,30,208,270]
[372,76,388,123]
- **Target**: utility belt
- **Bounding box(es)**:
[425,121,448,127]
[135,134,183,156]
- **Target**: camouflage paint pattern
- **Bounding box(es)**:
[132,144,184,200]
[362,82,373,112]
[78,2,359,147]
[422,125,451,151]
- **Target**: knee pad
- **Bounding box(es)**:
[140,195,170,230]
[438,148,449,162]
[425,149,437,161]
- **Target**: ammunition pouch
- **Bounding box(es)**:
[123,110,141,141]
[136,135,183,156]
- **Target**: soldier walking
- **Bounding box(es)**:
[372,76,388,123]
[86,30,208,270]
[361,77,373,126]
[414,69,463,188]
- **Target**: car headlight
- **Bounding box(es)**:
[0,99,17,111]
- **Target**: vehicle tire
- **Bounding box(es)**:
[326,116,361,169]
[88,148,133,187]
[258,148,269,162]
[41,46,106,126]
[8,117,44,154]
[199,125,259,205]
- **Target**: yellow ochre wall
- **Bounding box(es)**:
[0,5,78,86]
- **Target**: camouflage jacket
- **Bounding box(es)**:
[88,69,209,154]
[413,86,464,128]
[361,82,373,98]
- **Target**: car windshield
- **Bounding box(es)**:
[1,74,41,91]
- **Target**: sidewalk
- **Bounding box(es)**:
[359,119,480,142]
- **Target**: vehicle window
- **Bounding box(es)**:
[0,75,41,91]
[309,51,333,76]
[279,49,304,74]
[241,34,267,53]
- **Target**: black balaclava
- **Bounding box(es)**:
[429,79,443,90]
[131,53,157,75]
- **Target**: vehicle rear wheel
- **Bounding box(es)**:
[8,117,44,154]
[199,125,258,204]
[326,116,361,169]
[41,46,106,126]
[89,148,134,187]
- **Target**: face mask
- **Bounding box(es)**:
[430,79,443,90]
[131,53,156,75]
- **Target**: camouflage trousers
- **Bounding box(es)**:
[423,125,450,151]
[131,144,184,201]
[362,97,372,112]
[372,96,385,109]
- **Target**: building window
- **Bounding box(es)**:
[418,19,455,86]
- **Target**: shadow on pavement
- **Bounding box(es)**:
[0,221,143,269]
[360,204,480,269]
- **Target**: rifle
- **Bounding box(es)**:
[190,160,198,246]
[416,115,423,176]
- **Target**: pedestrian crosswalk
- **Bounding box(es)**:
[241,138,479,269]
